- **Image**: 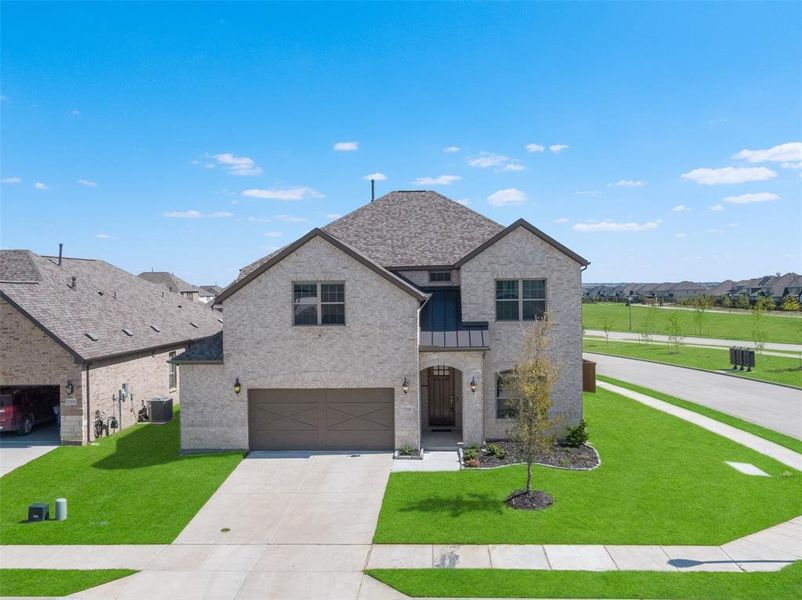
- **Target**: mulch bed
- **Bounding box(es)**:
[470,441,599,470]
[505,489,554,510]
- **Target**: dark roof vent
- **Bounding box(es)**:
[150,325,161,332]
[85,332,98,341]
[68,276,77,289]
[122,328,133,336]
[217,317,223,323]
[190,321,198,328]
[98,290,104,296]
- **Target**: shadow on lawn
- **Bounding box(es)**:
[399,492,505,517]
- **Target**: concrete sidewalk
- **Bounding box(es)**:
[585,329,802,354]
[587,352,802,440]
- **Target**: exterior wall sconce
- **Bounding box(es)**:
[470,377,477,393]
[65,381,74,395]
[402,377,409,394]
[234,378,242,394]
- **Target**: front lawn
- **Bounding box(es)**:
[0,569,136,597]
[374,389,800,545]
[582,303,802,344]
[0,408,243,544]
[368,564,802,599]
[583,338,802,388]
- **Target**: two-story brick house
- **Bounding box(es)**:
[175,191,589,452]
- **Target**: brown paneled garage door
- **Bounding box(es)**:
[247,388,394,451]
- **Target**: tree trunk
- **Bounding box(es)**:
[526,459,533,493]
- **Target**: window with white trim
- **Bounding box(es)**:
[495,279,546,321]
[168,352,177,389]
[496,371,517,418]
[293,282,345,325]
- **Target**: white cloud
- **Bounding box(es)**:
[722,192,780,204]
[576,190,602,197]
[242,186,324,201]
[501,162,525,172]
[443,146,460,153]
[733,142,802,164]
[95,233,112,239]
[672,204,690,212]
[781,161,802,169]
[77,178,97,187]
[413,175,461,186]
[610,179,645,188]
[245,216,272,223]
[708,204,724,212]
[525,143,545,153]
[264,231,283,237]
[680,166,776,185]
[487,188,527,207]
[674,233,687,238]
[212,153,262,176]
[1,176,21,184]
[34,182,48,190]
[573,219,661,232]
[468,152,523,172]
[70,109,80,116]
[333,141,359,151]
[555,217,569,224]
[550,144,569,153]
[274,214,309,223]
[163,210,233,219]
[326,213,342,220]
[363,172,387,181]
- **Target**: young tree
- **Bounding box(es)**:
[601,314,612,345]
[505,316,560,503]
[666,311,684,354]
[736,294,750,310]
[692,295,713,336]
[751,296,773,355]
[721,294,732,309]
[781,295,800,312]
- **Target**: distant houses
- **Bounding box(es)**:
[138,271,203,302]
[584,272,802,307]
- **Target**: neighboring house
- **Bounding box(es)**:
[176,190,589,452]
[0,250,222,445]
[138,271,203,302]
[198,285,223,304]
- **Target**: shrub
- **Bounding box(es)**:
[462,445,479,461]
[486,443,507,459]
[563,419,589,448]
[398,446,415,456]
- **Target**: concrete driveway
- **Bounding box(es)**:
[0,422,60,476]
[175,451,393,545]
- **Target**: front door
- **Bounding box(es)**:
[429,366,456,427]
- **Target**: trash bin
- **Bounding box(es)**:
[582,359,596,393]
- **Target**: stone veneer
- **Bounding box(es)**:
[460,226,584,440]
[180,235,421,451]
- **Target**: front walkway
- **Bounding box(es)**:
[587,352,802,439]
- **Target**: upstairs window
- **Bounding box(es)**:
[293,282,345,326]
[168,351,177,389]
[496,279,546,321]
[496,371,517,418]
[429,271,452,283]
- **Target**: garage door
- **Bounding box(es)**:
[248,388,394,451]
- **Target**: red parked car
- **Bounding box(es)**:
[0,387,59,435]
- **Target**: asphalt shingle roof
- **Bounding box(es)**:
[0,251,222,361]
[239,190,505,277]
[138,271,202,294]
[172,331,223,363]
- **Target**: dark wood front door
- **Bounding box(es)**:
[428,366,456,427]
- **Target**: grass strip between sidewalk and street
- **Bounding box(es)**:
[596,375,802,455]
[367,563,802,599]
[0,569,136,597]
[583,338,802,388]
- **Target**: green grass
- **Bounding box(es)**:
[0,408,243,544]
[368,564,802,599]
[583,338,802,388]
[582,303,802,344]
[374,389,800,545]
[0,569,135,597]
[597,375,802,455]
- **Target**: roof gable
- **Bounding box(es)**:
[454,218,590,267]
[214,228,427,305]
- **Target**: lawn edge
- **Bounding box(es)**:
[0,568,137,597]
[584,347,802,391]
[595,374,802,455]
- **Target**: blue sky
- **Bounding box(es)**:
[1,1,800,285]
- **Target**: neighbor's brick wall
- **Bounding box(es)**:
[459,226,584,440]
[0,297,85,443]
[180,235,422,451]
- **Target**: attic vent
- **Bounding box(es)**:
[190,321,198,328]
[177,304,182,308]
[97,290,104,296]
[217,318,223,323]
[85,333,99,341]
[122,328,133,336]
[150,325,161,333]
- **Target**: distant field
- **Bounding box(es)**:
[583,303,802,344]
[583,338,802,389]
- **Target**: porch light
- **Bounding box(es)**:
[65,381,74,395]
[402,377,409,394]
[234,378,242,395]
[470,377,477,393]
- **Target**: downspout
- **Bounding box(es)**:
[85,362,92,443]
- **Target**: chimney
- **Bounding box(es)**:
[370,179,375,202]
[58,243,63,266]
